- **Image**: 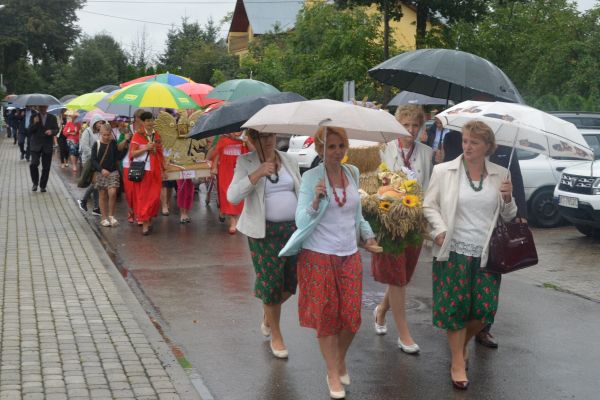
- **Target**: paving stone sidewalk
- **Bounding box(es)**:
[0,137,201,399]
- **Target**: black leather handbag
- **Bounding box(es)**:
[128,135,153,182]
[484,220,538,274]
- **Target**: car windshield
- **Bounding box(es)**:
[559,116,600,128]
[583,135,600,159]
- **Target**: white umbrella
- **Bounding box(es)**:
[242,99,410,142]
[437,100,594,161]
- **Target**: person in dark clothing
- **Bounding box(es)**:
[91,122,129,227]
[58,112,69,168]
[442,129,528,349]
[28,106,59,192]
[15,109,29,160]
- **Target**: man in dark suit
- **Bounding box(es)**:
[442,130,528,349]
[28,105,59,192]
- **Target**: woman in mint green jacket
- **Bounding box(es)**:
[279,127,377,399]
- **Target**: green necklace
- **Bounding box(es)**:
[463,160,485,192]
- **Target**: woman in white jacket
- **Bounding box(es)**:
[423,120,517,390]
[227,129,301,360]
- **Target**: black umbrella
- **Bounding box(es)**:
[12,93,62,107]
[93,84,120,93]
[188,92,307,140]
[386,90,449,107]
[369,49,524,104]
[59,94,78,103]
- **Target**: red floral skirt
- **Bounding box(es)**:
[297,249,362,338]
[371,244,422,287]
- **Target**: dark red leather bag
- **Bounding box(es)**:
[485,221,538,274]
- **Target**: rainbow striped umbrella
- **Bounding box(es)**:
[107,82,200,110]
[120,72,194,88]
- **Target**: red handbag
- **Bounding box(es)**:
[484,220,538,274]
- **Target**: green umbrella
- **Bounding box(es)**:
[206,79,280,102]
[107,82,199,109]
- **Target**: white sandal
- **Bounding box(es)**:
[100,219,111,227]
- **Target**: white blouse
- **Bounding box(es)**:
[265,166,297,222]
[450,165,497,257]
[303,179,359,256]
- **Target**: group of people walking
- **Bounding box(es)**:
[229,104,527,398]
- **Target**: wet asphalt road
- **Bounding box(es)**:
[56,168,600,400]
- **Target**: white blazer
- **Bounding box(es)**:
[227,151,301,239]
[380,141,433,190]
[423,155,517,268]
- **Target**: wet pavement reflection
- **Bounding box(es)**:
[57,168,600,400]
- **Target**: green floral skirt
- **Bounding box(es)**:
[248,221,297,305]
[432,251,501,331]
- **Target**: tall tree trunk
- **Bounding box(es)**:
[415,3,428,49]
[383,5,391,105]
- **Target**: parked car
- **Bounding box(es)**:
[549,111,600,129]
[518,129,600,227]
[287,135,377,172]
[554,158,600,238]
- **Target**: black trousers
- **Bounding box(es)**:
[18,133,30,159]
[58,135,69,163]
[30,150,53,188]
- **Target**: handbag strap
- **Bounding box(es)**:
[97,140,110,168]
[141,132,155,163]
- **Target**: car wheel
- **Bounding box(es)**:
[529,188,563,228]
[574,224,600,238]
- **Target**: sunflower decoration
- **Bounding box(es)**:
[360,166,426,255]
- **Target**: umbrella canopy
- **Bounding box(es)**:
[120,72,193,88]
[95,90,143,116]
[93,84,120,93]
[188,92,307,139]
[66,92,107,111]
[369,49,524,104]
[206,79,280,102]
[59,94,78,104]
[176,82,218,107]
[387,91,449,107]
[3,94,18,102]
[437,101,594,160]
[82,108,116,122]
[242,99,410,142]
[12,93,61,107]
[48,105,67,115]
[107,82,200,110]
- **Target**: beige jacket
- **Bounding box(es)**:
[423,155,517,267]
[227,151,301,239]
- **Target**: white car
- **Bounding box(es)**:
[287,135,377,172]
[518,129,600,227]
[554,160,600,238]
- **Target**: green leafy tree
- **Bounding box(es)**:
[242,4,385,101]
[533,94,561,111]
[450,0,600,102]
[159,18,238,84]
[0,0,84,92]
[68,34,129,93]
[560,94,587,111]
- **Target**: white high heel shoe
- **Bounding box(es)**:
[398,338,420,354]
[373,305,387,335]
[326,375,346,399]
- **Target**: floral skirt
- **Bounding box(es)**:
[432,251,501,331]
[95,170,120,190]
[371,244,422,287]
[297,249,362,338]
[248,221,297,305]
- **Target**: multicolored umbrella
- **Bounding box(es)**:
[120,72,194,88]
[206,79,280,102]
[107,82,200,110]
[82,108,117,122]
[176,82,219,107]
[65,92,106,111]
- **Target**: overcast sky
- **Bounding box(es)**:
[76,0,599,61]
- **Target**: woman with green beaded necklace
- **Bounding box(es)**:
[423,120,517,391]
